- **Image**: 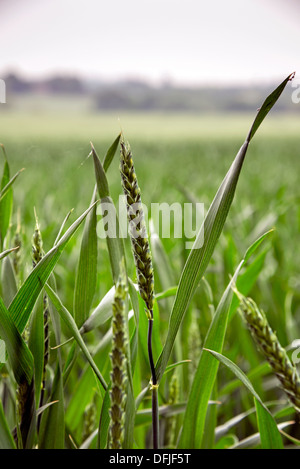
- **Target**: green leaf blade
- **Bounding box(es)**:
[103,133,121,172]
[8,201,98,334]
[0,297,34,386]
[0,149,13,249]
[74,186,98,327]
[255,399,284,449]
[0,400,16,449]
[92,144,126,284]
[247,72,295,142]
[204,349,269,412]
[177,261,244,449]
[156,141,249,383]
[155,74,292,384]
[44,282,108,391]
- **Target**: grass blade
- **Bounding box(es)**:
[74,186,98,327]
[0,168,24,203]
[0,297,33,385]
[103,133,121,172]
[0,246,19,261]
[247,72,295,142]
[178,227,275,448]
[28,294,45,405]
[38,362,65,449]
[0,145,13,249]
[0,298,36,448]
[8,201,98,334]
[156,140,249,384]
[80,286,115,334]
[204,349,269,412]
[98,385,111,449]
[177,260,244,448]
[92,143,125,283]
[243,228,274,263]
[0,400,16,449]
[228,249,269,320]
[44,282,108,391]
[255,399,284,449]
[53,208,74,246]
[229,421,293,449]
[155,74,292,383]
[1,255,18,307]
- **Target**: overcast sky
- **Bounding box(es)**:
[0,0,299,86]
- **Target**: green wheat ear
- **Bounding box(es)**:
[120,137,159,448]
[32,208,44,267]
[108,258,128,449]
[119,137,154,315]
[236,290,300,412]
[31,209,50,431]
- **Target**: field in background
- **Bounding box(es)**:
[1,106,300,141]
[1,107,299,308]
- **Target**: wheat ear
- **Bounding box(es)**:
[108,258,128,449]
[120,137,159,448]
[32,210,50,431]
[237,292,300,411]
[119,138,154,314]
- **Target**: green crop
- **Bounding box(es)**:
[0,73,299,450]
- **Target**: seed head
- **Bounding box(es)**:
[32,209,44,268]
[120,138,154,315]
[237,292,300,412]
[108,259,128,449]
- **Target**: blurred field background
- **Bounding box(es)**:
[1,79,300,330]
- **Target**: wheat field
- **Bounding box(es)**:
[0,76,300,449]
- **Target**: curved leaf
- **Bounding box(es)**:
[8,201,98,334]
[0,400,16,449]
[255,399,284,449]
[74,186,98,327]
[0,297,33,385]
[155,73,292,384]
[178,260,244,449]
[44,282,108,391]
[204,349,269,412]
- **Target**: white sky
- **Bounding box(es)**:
[0,0,299,86]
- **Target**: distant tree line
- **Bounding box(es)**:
[4,72,84,95]
[1,72,293,113]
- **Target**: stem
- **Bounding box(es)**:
[152,385,159,449]
[17,378,36,449]
[37,294,49,433]
[147,310,159,449]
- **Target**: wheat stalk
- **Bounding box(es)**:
[31,210,50,431]
[120,136,159,448]
[108,259,128,449]
[119,138,154,314]
[82,398,96,442]
[237,291,300,411]
[16,378,35,448]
